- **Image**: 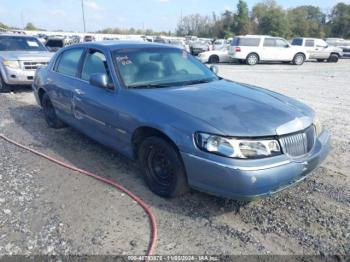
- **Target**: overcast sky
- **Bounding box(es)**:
[0,0,349,32]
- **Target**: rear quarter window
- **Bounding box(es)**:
[305,40,315,47]
[55,48,84,77]
[237,38,260,47]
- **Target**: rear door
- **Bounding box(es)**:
[48,47,85,123]
[304,39,317,59]
[71,48,123,148]
[261,38,276,60]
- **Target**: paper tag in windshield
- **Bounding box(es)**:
[27,41,39,47]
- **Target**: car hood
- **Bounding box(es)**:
[136,80,315,137]
[0,51,53,61]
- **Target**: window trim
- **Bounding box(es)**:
[53,47,86,78]
[78,47,116,92]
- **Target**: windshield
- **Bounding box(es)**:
[46,39,64,48]
[113,48,218,88]
[0,36,47,51]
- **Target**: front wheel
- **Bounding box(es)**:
[138,136,189,198]
[208,55,219,64]
[327,54,339,63]
[292,53,305,65]
[0,74,10,93]
[42,93,66,129]
[246,53,259,65]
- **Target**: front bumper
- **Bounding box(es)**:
[2,67,35,85]
[181,130,331,200]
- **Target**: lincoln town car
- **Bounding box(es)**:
[32,41,330,199]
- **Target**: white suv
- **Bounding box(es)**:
[228,35,309,65]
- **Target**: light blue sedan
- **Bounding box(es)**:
[32,41,330,200]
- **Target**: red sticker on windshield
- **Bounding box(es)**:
[116,56,133,66]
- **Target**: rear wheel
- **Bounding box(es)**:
[208,55,219,64]
[138,136,189,198]
[246,53,259,65]
[0,74,10,93]
[42,93,66,129]
[292,53,305,65]
[327,54,339,63]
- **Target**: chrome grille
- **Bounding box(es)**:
[22,61,48,70]
[279,125,316,157]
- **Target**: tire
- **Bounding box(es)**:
[327,54,339,63]
[317,59,325,62]
[246,53,259,65]
[138,136,189,198]
[42,93,66,128]
[208,55,219,64]
[0,73,10,93]
[292,53,305,65]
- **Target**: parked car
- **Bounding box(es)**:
[190,40,210,56]
[291,37,343,62]
[197,46,234,64]
[0,34,52,92]
[33,41,330,199]
[229,35,309,65]
[45,37,72,52]
[84,35,96,42]
[325,38,350,58]
[213,39,228,50]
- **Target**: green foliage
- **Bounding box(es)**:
[252,0,289,37]
[328,3,350,38]
[25,22,37,31]
[0,22,9,29]
[287,6,325,38]
[233,0,250,35]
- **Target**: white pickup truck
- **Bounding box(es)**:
[291,37,343,62]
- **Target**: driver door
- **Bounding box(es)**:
[71,48,123,148]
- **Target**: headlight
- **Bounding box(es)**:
[3,60,20,69]
[195,132,281,159]
[314,116,322,137]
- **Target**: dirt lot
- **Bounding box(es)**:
[0,60,349,258]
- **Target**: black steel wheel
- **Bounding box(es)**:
[138,136,189,198]
[42,93,66,128]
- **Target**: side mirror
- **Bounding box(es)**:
[89,73,113,89]
[210,65,219,75]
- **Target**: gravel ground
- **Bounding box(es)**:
[0,60,349,258]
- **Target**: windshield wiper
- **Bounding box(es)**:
[128,83,174,89]
[184,78,214,85]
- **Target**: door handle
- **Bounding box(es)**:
[74,89,85,96]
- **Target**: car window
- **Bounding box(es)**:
[113,48,218,88]
[238,38,260,46]
[291,38,303,46]
[46,39,64,48]
[275,39,289,48]
[56,48,84,77]
[305,40,315,47]
[315,39,327,48]
[263,38,275,47]
[81,49,112,84]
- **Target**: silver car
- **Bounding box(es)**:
[0,34,52,92]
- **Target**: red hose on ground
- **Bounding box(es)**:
[0,134,157,259]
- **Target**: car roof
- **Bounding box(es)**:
[67,40,182,51]
[0,34,38,38]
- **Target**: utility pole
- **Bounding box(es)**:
[81,0,86,33]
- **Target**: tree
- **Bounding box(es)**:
[25,22,37,31]
[233,0,250,35]
[176,14,212,37]
[287,6,325,38]
[252,0,289,37]
[327,3,350,38]
[0,22,9,29]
